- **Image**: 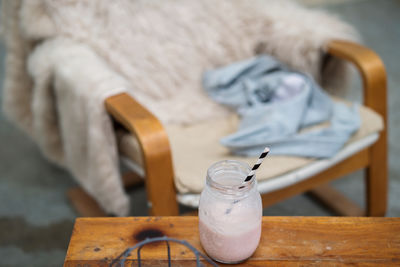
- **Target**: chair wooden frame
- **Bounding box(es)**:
[68,40,387,217]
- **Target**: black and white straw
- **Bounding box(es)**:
[225,147,270,214]
[244,147,270,182]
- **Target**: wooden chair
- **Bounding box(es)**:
[68,40,387,217]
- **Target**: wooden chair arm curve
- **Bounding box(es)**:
[105,92,178,215]
[105,93,171,161]
[327,40,388,216]
[326,40,387,119]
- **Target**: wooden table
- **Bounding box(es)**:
[64,216,400,266]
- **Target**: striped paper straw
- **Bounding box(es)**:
[226,147,270,214]
[244,147,270,182]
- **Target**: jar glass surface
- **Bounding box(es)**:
[199,160,262,264]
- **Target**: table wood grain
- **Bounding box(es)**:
[64,216,400,266]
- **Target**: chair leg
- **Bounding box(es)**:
[67,172,145,217]
[308,184,364,216]
[122,171,145,188]
[67,187,107,217]
[365,138,388,216]
[144,160,179,216]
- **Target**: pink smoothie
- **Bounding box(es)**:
[199,218,261,263]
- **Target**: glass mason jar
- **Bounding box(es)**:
[198,160,262,264]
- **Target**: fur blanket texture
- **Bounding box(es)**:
[1,0,358,216]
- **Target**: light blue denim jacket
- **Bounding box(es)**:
[203,55,360,158]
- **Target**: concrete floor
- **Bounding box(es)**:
[0,0,399,266]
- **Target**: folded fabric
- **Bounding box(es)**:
[203,56,360,158]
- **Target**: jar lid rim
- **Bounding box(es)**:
[206,160,255,194]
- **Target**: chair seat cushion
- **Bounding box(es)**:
[118,101,383,195]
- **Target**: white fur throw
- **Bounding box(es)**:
[1,0,358,216]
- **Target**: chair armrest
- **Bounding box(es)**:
[105,93,178,215]
[327,41,388,216]
[105,92,170,158]
[326,40,387,121]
